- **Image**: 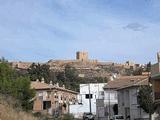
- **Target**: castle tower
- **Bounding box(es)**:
[76,51,88,61]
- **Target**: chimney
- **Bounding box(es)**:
[49,81,53,86]
[56,83,59,87]
[41,78,45,83]
[157,52,160,63]
[36,79,39,82]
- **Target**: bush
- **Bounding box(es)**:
[0,95,38,120]
[0,61,35,111]
[61,114,74,120]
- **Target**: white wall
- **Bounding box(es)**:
[70,83,106,118]
[103,89,118,119]
[118,87,149,120]
[104,89,118,105]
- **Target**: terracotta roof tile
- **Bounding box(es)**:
[31,81,78,94]
[31,81,50,90]
[104,76,148,90]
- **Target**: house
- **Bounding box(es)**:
[31,79,78,116]
[104,76,147,119]
[116,76,149,120]
[151,52,160,119]
[69,83,106,119]
[103,79,118,120]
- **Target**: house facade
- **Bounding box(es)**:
[103,76,147,120]
[117,77,149,120]
[31,80,78,116]
[69,83,106,118]
[151,52,160,119]
[103,83,118,120]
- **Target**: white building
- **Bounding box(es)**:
[103,76,148,120]
[105,76,148,120]
[103,83,118,119]
[69,83,106,118]
[117,76,149,120]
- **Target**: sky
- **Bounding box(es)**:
[0,0,160,63]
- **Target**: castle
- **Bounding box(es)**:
[76,51,88,61]
[10,51,141,78]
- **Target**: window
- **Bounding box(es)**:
[43,101,51,110]
[61,96,63,100]
[85,94,93,99]
[100,91,104,95]
[38,92,43,100]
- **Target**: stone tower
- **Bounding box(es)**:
[76,51,88,61]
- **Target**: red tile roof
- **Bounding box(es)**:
[31,81,78,94]
[31,81,50,90]
[103,76,148,90]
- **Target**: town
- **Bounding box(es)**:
[0,51,160,120]
[0,0,160,120]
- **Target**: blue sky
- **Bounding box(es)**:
[0,0,160,63]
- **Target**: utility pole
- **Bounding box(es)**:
[88,83,92,113]
[147,62,152,120]
[108,76,114,120]
[108,88,111,120]
[97,82,100,120]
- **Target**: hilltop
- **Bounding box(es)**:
[10,52,146,79]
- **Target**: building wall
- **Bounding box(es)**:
[152,79,160,101]
[151,63,160,76]
[103,89,118,119]
[69,83,106,118]
[76,51,88,61]
[33,89,77,115]
[33,99,43,111]
[104,89,118,105]
[96,99,106,120]
[118,87,149,120]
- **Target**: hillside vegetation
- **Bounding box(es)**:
[0,95,38,120]
[0,59,37,120]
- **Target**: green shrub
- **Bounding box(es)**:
[61,114,74,120]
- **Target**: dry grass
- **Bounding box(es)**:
[0,95,38,120]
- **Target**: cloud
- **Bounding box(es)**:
[123,23,147,31]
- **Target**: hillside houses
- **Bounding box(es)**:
[103,75,148,120]
[31,79,78,115]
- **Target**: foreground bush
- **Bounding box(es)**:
[61,114,74,120]
[0,95,38,120]
[0,61,35,110]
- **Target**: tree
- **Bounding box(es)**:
[0,57,8,62]
[0,61,16,94]
[64,64,79,91]
[61,114,74,120]
[28,63,50,83]
[146,62,151,72]
[0,61,35,111]
[137,86,154,114]
[65,64,78,81]
[133,68,143,75]
[94,77,108,83]
[56,71,66,86]
[13,77,35,110]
